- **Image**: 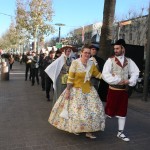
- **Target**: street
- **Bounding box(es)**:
[0,62,150,150]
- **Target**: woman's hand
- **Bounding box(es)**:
[65,89,70,99]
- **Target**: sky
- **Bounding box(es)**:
[0,0,149,40]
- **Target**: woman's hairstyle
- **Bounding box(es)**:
[80,45,90,52]
[64,48,72,53]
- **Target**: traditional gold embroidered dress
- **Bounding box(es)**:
[48,59,105,133]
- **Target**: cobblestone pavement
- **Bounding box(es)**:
[0,61,150,150]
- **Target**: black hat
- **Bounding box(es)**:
[115,39,126,48]
[56,49,62,54]
[89,44,99,51]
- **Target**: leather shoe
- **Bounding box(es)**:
[117,132,130,142]
[85,133,96,139]
[73,133,80,135]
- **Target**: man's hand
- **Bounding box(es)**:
[123,80,129,85]
[118,80,125,85]
[118,80,129,85]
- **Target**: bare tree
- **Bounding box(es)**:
[15,0,55,52]
[67,31,82,47]
[45,37,57,47]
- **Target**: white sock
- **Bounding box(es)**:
[118,117,126,132]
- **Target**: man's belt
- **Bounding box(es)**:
[110,85,126,89]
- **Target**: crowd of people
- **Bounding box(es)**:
[21,40,140,141]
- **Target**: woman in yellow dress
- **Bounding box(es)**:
[48,46,105,139]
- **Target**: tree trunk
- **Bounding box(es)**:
[33,38,37,52]
[98,0,116,60]
[33,26,38,53]
[143,4,150,101]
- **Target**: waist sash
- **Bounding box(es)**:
[110,85,126,89]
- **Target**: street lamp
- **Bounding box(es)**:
[55,23,65,43]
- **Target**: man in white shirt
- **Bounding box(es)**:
[102,39,139,142]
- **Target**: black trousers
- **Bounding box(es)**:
[25,63,31,80]
[98,79,109,102]
[9,64,13,70]
[31,68,39,85]
[40,68,45,90]
[45,75,53,99]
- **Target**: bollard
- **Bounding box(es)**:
[1,61,9,81]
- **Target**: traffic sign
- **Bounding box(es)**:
[56,43,62,49]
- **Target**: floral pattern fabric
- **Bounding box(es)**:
[48,59,105,133]
[48,86,105,133]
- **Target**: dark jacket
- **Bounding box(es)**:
[43,56,55,70]
[31,56,39,69]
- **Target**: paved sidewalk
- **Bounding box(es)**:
[0,61,150,150]
[129,92,150,114]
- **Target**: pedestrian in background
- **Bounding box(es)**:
[89,44,109,102]
[54,49,62,59]
[39,50,48,91]
[43,50,55,101]
[45,47,75,105]
[102,39,139,142]
[30,52,39,86]
[19,54,23,64]
[8,54,14,71]
[89,44,105,88]
[24,51,32,81]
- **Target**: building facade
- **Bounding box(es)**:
[71,22,102,47]
[112,15,148,46]
[70,15,148,48]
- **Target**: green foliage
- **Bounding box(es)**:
[16,0,55,39]
[0,0,55,51]
[0,20,19,50]
[15,0,55,51]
